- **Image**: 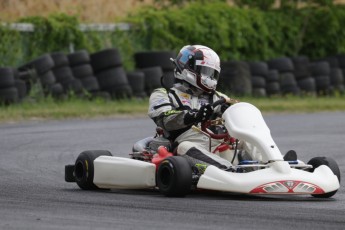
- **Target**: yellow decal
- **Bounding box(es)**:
[85,160,89,171]
[180,93,191,99]
[164,110,181,116]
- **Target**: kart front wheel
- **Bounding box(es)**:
[74,150,112,190]
[156,156,192,197]
[308,157,340,198]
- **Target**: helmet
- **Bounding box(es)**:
[172,45,221,93]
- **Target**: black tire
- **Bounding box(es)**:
[107,84,133,99]
[314,76,330,91]
[68,50,90,67]
[252,88,267,97]
[80,76,100,92]
[279,72,297,88]
[46,83,65,98]
[74,150,112,190]
[62,78,84,94]
[291,56,310,79]
[65,165,76,182]
[0,67,15,88]
[251,76,266,88]
[53,66,74,84]
[266,82,280,95]
[307,157,340,198]
[140,66,164,95]
[96,67,129,90]
[337,54,345,69]
[90,48,122,73]
[156,156,192,197]
[126,71,145,94]
[266,70,279,82]
[249,61,268,77]
[330,68,344,85]
[281,85,300,96]
[317,56,339,68]
[0,87,18,104]
[72,64,94,79]
[310,61,331,76]
[134,51,176,70]
[219,61,252,96]
[19,54,55,75]
[267,57,294,73]
[14,79,27,99]
[161,71,175,89]
[39,70,56,86]
[297,77,316,92]
[50,52,69,68]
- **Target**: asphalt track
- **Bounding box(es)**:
[0,112,344,230]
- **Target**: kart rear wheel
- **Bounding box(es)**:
[74,150,112,190]
[156,156,192,197]
[308,157,340,198]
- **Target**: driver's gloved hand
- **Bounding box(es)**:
[221,103,231,113]
[184,104,214,125]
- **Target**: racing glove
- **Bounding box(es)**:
[184,104,214,125]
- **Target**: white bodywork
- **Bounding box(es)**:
[91,102,340,195]
[93,156,156,189]
[197,102,339,194]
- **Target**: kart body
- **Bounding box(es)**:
[65,102,340,197]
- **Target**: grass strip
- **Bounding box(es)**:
[0,95,345,123]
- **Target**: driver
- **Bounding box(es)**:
[148,45,232,173]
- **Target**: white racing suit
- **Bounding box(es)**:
[148,86,232,170]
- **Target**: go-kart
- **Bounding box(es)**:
[65,98,340,198]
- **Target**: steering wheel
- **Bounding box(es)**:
[200,97,238,140]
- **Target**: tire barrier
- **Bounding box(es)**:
[68,50,102,95]
[0,67,19,104]
[51,52,85,95]
[91,49,132,99]
[249,61,268,97]
[134,51,176,71]
[219,61,252,96]
[134,51,176,94]
[267,57,299,96]
[309,61,332,95]
[139,66,163,96]
[18,54,64,98]
[126,71,146,98]
[266,70,281,96]
[3,49,345,106]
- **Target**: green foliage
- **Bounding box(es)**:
[1,3,345,70]
[153,0,226,7]
[127,2,345,61]
[18,14,86,62]
[300,6,345,58]
[127,2,303,61]
[234,0,275,10]
[0,25,23,66]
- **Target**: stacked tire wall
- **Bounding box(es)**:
[267,57,300,96]
[51,52,84,95]
[68,50,108,98]
[0,68,19,104]
[18,54,64,98]
[91,48,132,99]
[134,51,176,94]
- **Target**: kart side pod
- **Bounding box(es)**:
[93,156,156,189]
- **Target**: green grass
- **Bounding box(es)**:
[1,95,345,123]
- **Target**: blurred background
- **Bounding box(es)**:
[1,0,345,105]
